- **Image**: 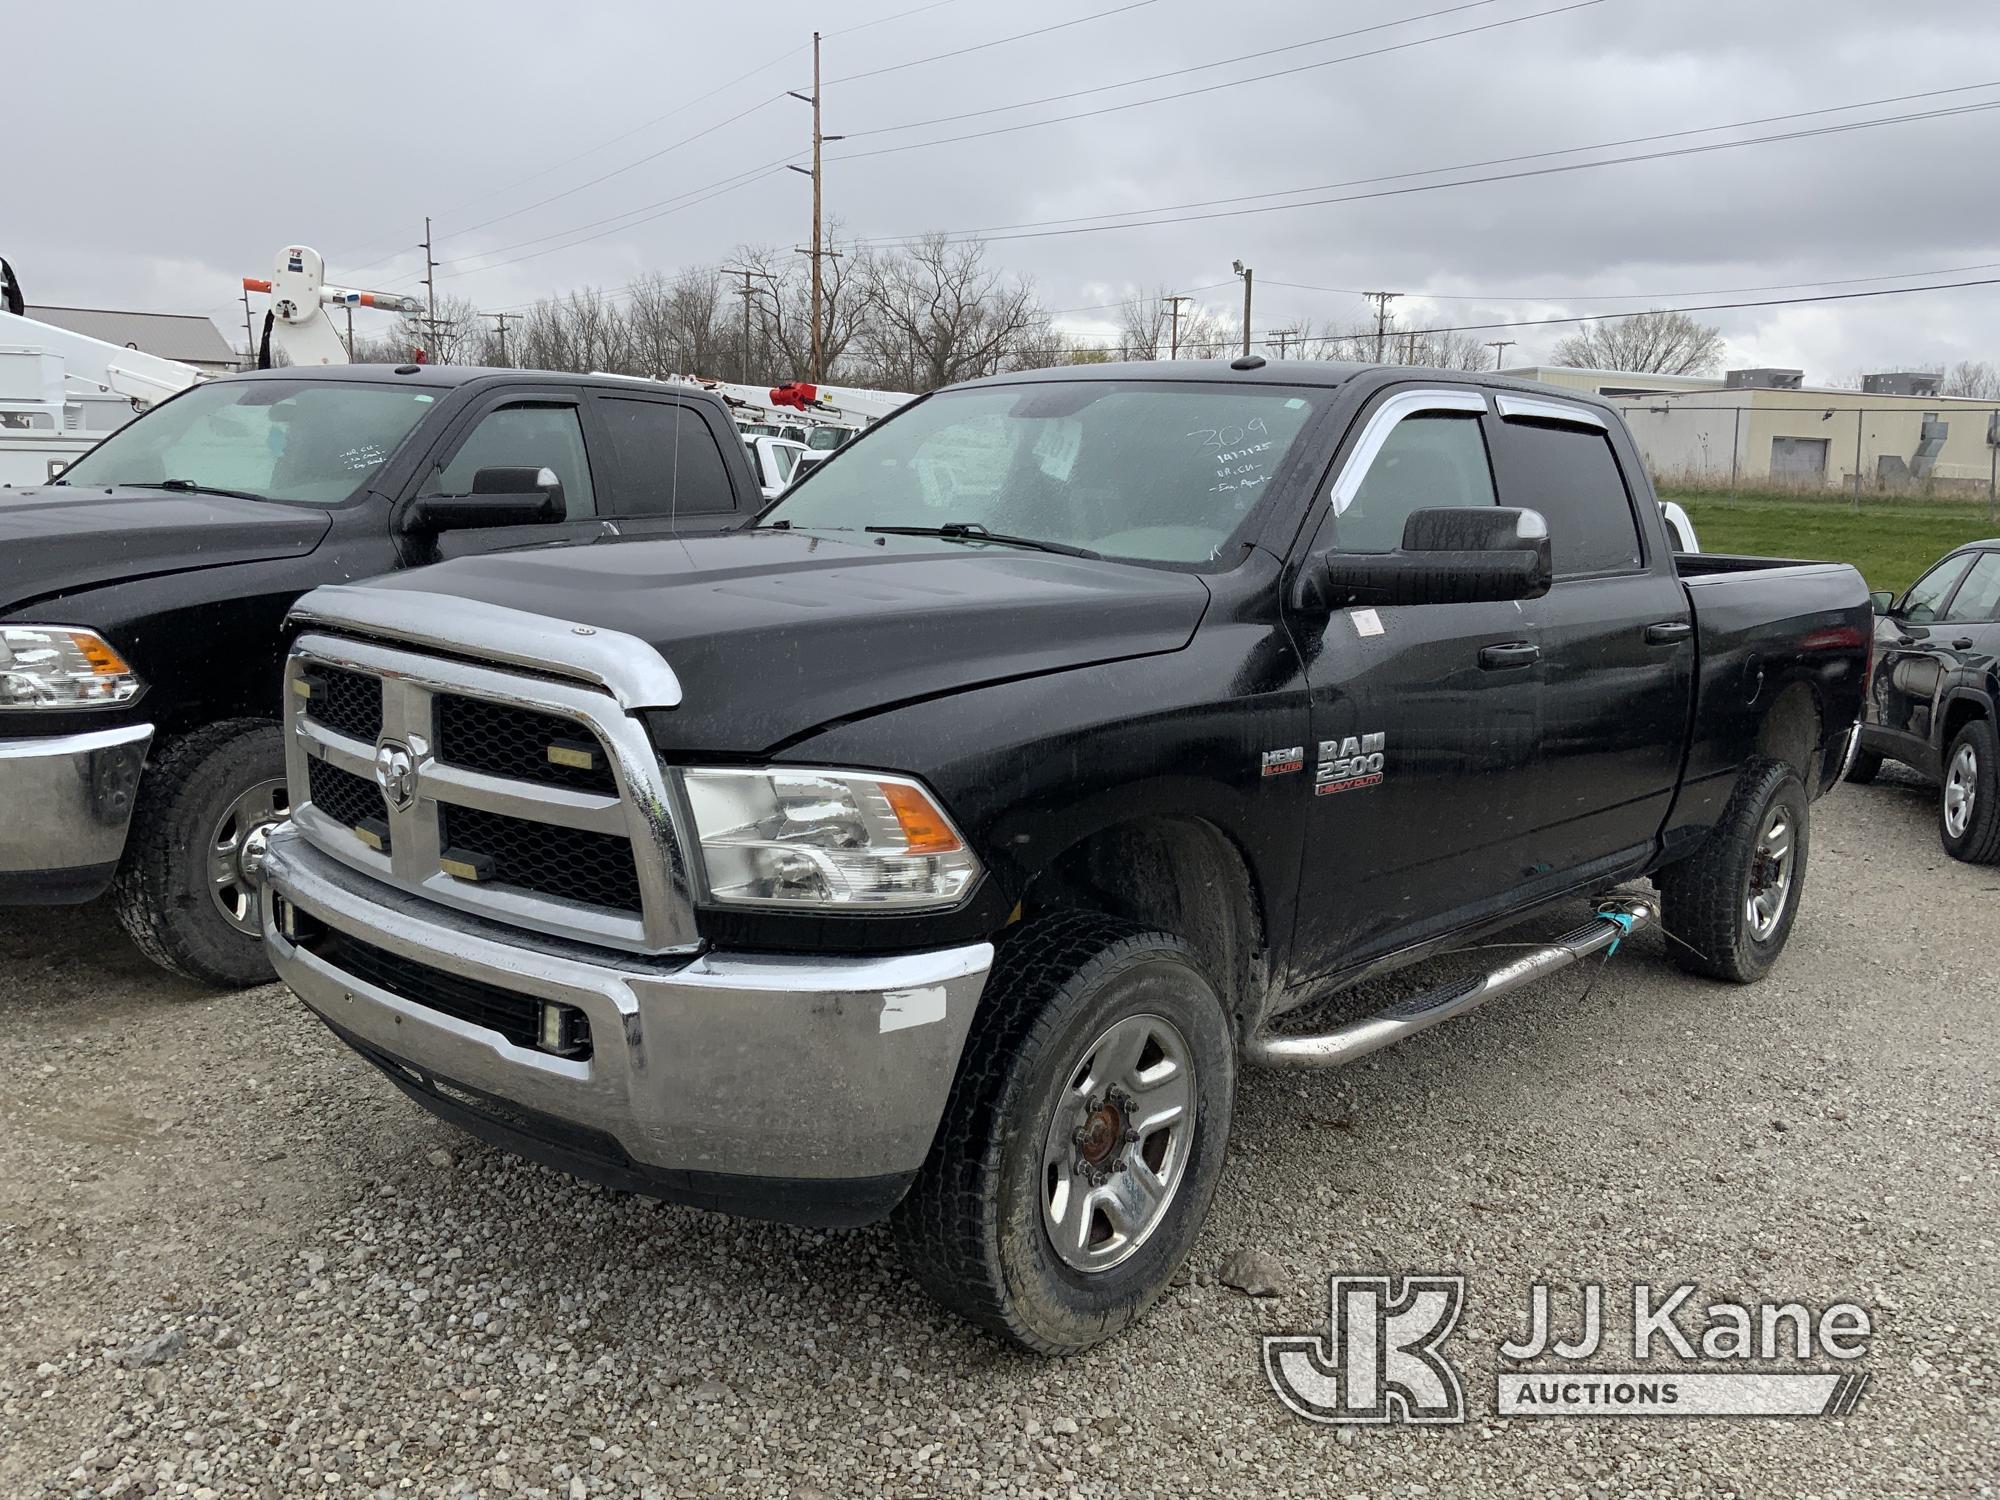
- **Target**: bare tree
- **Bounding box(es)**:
[855,233,1043,392]
[735,224,869,383]
[1551,311,1725,375]
[1942,359,2000,399]
[625,268,730,379]
[351,294,490,366]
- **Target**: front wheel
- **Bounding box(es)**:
[1939,718,2000,864]
[891,913,1235,1355]
[1658,758,1808,984]
[112,720,288,988]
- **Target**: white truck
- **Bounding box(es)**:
[0,247,422,487]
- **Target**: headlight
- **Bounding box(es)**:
[679,767,980,910]
[0,626,143,709]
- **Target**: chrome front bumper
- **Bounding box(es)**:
[0,723,152,900]
[262,827,993,1219]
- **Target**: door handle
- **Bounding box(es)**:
[1644,620,1693,645]
[1953,637,1976,651]
[1479,641,1540,670]
[1896,635,1917,646]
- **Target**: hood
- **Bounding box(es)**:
[361,528,1211,751]
[0,486,332,612]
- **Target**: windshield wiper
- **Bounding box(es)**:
[128,479,271,502]
[865,522,1099,559]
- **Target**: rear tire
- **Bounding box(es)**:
[112,720,288,989]
[891,913,1235,1355]
[1939,718,2000,864]
[1658,758,1808,984]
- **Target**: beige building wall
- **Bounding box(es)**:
[1621,390,2000,491]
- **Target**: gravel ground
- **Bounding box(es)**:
[1,770,1993,1499]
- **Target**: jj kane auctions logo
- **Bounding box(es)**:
[1265,1277,1874,1423]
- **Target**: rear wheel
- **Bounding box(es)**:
[1658,758,1808,984]
[112,720,288,989]
[1939,718,2000,864]
[891,913,1234,1355]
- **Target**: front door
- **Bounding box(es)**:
[1873,551,1976,765]
[408,393,614,561]
[1288,386,1547,976]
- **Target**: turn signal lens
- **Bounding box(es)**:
[881,780,963,855]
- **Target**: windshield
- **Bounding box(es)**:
[60,379,439,504]
[765,380,1318,564]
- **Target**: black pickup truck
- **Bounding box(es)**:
[0,365,762,985]
[258,359,1869,1353]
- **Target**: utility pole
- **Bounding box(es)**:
[1270,329,1300,358]
[1486,339,1516,370]
[1162,294,1193,361]
[1366,292,1401,364]
[1232,260,1253,358]
[724,266,775,385]
[489,311,512,366]
[345,304,355,359]
[787,33,846,383]
[420,216,439,359]
[240,287,256,368]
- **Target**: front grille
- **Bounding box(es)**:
[311,927,592,1058]
[305,666,383,743]
[436,695,617,796]
[308,757,387,832]
[440,802,642,912]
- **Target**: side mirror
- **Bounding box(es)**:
[1869,590,1895,617]
[403,466,564,533]
[1315,507,1553,608]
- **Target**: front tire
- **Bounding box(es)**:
[1658,758,1808,984]
[112,720,288,989]
[1939,718,2000,864]
[891,913,1235,1355]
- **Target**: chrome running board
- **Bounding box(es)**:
[1244,898,1654,1070]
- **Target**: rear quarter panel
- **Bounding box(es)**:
[1667,559,1870,849]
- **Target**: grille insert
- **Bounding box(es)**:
[308,757,388,833]
[436,695,618,796]
[439,803,642,912]
[305,666,383,744]
[311,928,592,1058]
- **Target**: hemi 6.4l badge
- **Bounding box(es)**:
[1317,733,1386,796]
[1262,746,1305,777]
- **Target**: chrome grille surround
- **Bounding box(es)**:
[282,590,696,956]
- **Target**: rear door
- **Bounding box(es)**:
[1873,551,1976,765]
[1492,394,1693,866]
[406,389,613,561]
[1933,549,2000,742]
[1287,385,1549,973]
[593,393,753,536]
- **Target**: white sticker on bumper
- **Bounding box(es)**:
[879,985,948,1033]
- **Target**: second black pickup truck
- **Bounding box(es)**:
[0,365,762,984]
[259,359,1869,1353]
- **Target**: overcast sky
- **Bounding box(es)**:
[18,0,2000,378]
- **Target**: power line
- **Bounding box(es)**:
[825,0,1161,85]
[1158,275,2000,353]
[855,78,2000,246]
[826,0,1605,164]
[1260,256,2000,305]
[860,95,2000,247]
[837,0,1504,140]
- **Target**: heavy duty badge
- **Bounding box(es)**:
[1317,733,1386,795]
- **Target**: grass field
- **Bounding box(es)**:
[1665,489,2000,594]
